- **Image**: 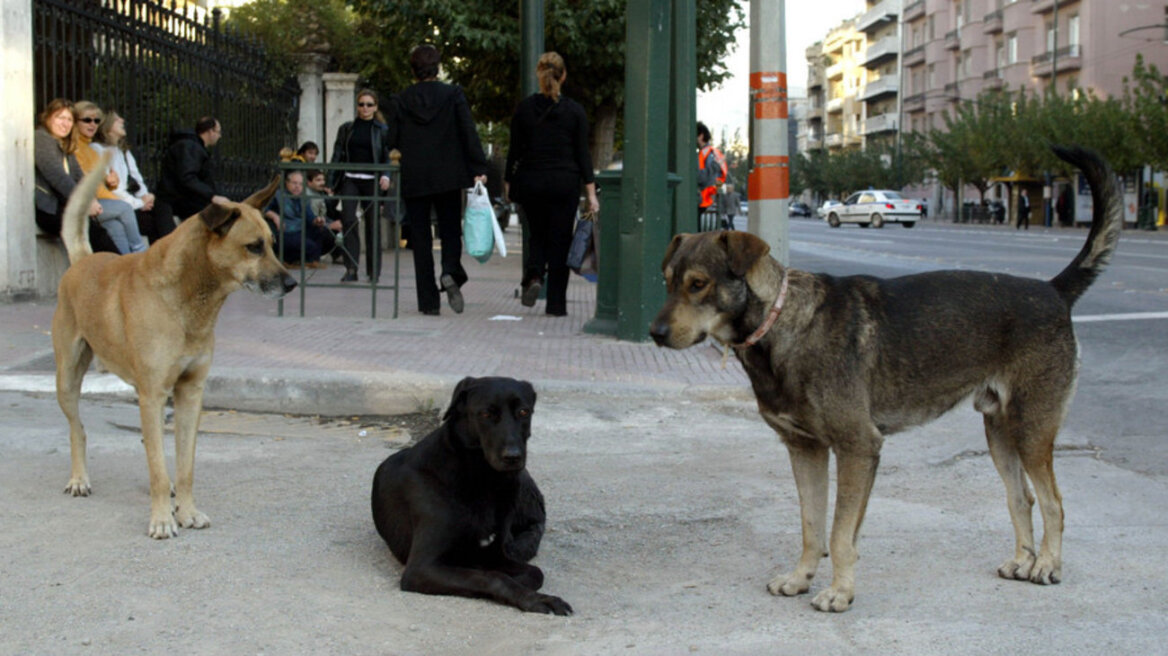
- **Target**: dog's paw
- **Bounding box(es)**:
[1028,555,1061,585]
[767,572,812,597]
[997,553,1036,581]
[175,505,211,530]
[521,593,573,616]
[148,513,179,540]
[810,587,854,613]
[64,477,92,497]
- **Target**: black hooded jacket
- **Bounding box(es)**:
[386,81,488,198]
[156,129,218,218]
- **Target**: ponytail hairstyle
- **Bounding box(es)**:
[536,51,566,102]
[356,88,387,124]
[97,109,128,151]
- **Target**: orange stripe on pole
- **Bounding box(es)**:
[749,72,787,89]
[754,101,788,119]
[747,166,789,201]
[754,155,789,166]
[750,71,788,120]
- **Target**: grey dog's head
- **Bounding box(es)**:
[444,377,537,472]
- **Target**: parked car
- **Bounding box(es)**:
[823,190,921,228]
[789,200,812,217]
[817,199,842,219]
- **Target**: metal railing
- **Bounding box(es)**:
[274,161,402,319]
[33,0,299,200]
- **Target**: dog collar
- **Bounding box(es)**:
[733,270,789,349]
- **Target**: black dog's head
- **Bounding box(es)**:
[443,377,537,472]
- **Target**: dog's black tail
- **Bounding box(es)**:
[1049,146,1123,307]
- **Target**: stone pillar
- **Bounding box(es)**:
[1,0,39,300]
[322,72,360,161]
[294,53,330,153]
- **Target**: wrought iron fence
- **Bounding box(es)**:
[33,0,299,199]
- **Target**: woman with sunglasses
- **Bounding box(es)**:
[70,100,146,253]
[33,98,120,253]
[328,89,392,283]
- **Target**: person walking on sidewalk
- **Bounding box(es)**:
[696,121,727,223]
[505,51,599,317]
[386,44,489,316]
[329,89,392,283]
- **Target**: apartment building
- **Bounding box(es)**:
[805,0,1168,152]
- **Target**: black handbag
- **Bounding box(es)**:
[566,211,598,280]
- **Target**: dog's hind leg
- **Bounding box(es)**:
[55,334,94,497]
[984,412,1037,581]
[172,372,210,531]
[811,448,880,613]
[768,440,829,599]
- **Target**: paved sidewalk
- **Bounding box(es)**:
[0,224,749,414]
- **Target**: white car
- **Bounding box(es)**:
[824,190,921,228]
[816,199,842,219]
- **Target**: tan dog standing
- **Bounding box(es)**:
[650,147,1122,611]
[53,152,296,539]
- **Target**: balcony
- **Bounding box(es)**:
[1031,45,1083,76]
[903,44,926,67]
[826,61,844,79]
[806,105,825,121]
[863,113,899,135]
[904,0,925,22]
[944,29,960,50]
[860,74,899,101]
[903,92,925,112]
[807,72,825,90]
[826,96,845,113]
[805,136,824,151]
[825,133,845,148]
[864,34,900,68]
[1031,0,1055,14]
[984,10,1003,34]
[983,68,1004,90]
[944,81,960,99]
[857,0,898,33]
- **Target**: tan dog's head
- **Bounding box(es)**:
[196,177,297,299]
[650,231,772,349]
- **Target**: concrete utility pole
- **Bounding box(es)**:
[747,0,789,265]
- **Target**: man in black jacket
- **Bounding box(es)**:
[153,117,228,238]
[387,45,489,315]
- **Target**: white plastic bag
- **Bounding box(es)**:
[463,181,495,263]
[490,202,507,258]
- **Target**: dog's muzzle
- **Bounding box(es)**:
[649,320,670,347]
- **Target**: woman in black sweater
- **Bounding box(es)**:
[329,89,392,282]
[505,52,599,316]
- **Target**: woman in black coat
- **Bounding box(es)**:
[386,45,489,315]
[329,88,393,282]
[504,52,599,317]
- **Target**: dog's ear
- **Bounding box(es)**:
[197,201,241,236]
[242,175,281,210]
[520,380,536,408]
[443,376,478,422]
[720,231,770,278]
[662,233,691,272]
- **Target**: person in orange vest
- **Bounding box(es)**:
[697,121,727,226]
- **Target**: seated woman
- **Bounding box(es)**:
[92,109,158,243]
[263,170,335,268]
[71,100,146,254]
[33,98,119,253]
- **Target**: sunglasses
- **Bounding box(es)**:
[77,117,101,124]
[357,102,376,108]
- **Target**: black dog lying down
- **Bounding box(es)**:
[371,376,572,615]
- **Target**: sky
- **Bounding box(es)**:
[696,0,862,144]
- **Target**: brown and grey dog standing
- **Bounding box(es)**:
[53,152,296,539]
[650,146,1122,612]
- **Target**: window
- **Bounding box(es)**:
[928,63,936,89]
[1007,33,1018,64]
[1046,20,1055,52]
[995,38,1005,69]
[955,2,964,32]
[927,15,935,40]
[1068,15,1080,46]
[962,48,972,77]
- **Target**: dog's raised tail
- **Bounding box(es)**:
[60,150,114,265]
[1049,145,1123,307]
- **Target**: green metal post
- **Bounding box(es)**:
[618,0,673,342]
[670,0,697,235]
[583,171,622,336]
[519,1,545,288]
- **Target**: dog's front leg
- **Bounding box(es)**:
[172,375,210,531]
[401,564,571,616]
[812,450,880,613]
[139,390,177,539]
[768,440,829,598]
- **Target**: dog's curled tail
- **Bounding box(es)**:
[1049,145,1123,307]
[60,149,114,265]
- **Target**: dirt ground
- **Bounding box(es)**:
[2,388,1166,656]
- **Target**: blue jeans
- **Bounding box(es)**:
[97,199,147,254]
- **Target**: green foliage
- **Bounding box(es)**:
[226,0,379,79]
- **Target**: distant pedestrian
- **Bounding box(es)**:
[505,52,599,317]
[696,121,727,223]
[154,116,228,238]
[386,44,489,316]
[1017,189,1030,230]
